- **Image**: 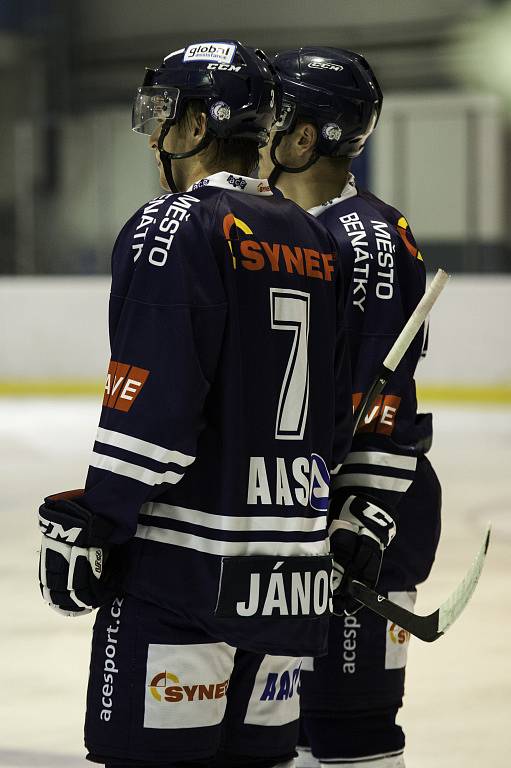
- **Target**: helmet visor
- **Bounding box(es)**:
[132,86,180,134]
[274,98,296,132]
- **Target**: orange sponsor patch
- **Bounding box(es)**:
[389,623,411,645]
[396,216,423,261]
[223,213,254,269]
[352,393,401,435]
[222,212,336,281]
[103,360,150,412]
[238,240,335,281]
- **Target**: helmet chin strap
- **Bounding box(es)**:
[268,131,320,186]
[157,120,213,193]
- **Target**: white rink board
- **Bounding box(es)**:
[0,399,510,767]
[0,277,110,379]
[0,274,510,386]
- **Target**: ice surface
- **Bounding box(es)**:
[1,400,510,767]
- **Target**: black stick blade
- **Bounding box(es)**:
[348,580,442,642]
[348,524,491,643]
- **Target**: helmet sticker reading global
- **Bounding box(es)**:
[183,43,236,65]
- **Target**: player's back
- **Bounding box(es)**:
[308,177,433,525]
[310,180,428,450]
[83,172,353,656]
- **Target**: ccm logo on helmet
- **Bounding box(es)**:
[207,63,242,72]
[183,42,236,65]
[308,62,343,71]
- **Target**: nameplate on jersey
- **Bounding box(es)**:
[215,555,332,619]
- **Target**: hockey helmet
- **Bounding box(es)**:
[133,40,279,151]
[271,46,382,168]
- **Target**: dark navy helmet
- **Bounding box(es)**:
[133,40,278,149]
[272,47,383,159]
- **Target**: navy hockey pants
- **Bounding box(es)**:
[298,455,442,763]
[85,594,301,767]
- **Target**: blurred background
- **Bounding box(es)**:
[0,0,510,397]
[0,2,510,767]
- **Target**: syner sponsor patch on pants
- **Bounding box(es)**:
[144,642,235,729]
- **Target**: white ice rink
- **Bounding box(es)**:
[1,399,510,768]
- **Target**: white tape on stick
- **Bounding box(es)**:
[384,268,450,373]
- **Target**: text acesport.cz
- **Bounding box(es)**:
[342,614,361,674]
[99,597,123,722]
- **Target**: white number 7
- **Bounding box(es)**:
[270,288,310,440]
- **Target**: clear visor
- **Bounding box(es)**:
[132,86,180,135]
[274,99,296,131]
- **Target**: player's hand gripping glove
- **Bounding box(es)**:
[38,490,119,617]
[328,495,397,616]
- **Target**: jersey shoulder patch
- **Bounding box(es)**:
[111,190,225,309]
[357,189,423,262]
[126,191,205,266]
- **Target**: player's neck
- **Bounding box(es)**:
[276,163,350,211]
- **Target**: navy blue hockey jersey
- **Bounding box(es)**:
[80,172,353,656]
[309,174,431,518]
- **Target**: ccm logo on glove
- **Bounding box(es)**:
[39,515,81,543]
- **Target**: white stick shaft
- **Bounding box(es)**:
[384,268,450,373]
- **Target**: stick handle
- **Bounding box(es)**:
[384,268,449,372]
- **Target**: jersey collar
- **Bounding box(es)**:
[187,171,273,196]
[307,172,358,217]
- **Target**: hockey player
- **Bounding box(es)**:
[37,41,361,768]
[259,48,442,768]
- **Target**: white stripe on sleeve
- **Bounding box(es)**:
[342,451,417,471]
[141,502,327,534]
[90,452,184,486]
[135,524,329,557]
[332,473,413,493]
[95,427,195,467]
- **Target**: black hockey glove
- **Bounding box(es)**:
[328,494,396,616]
[38,490,120,617]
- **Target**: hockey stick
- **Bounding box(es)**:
[344,267,490,639]
[353,268,450,434]
[347,524,491,642]
[345,266,488,639]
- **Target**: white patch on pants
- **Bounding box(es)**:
[244,655,302,726]
[144,642,235,729]
[384,591,417,670]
